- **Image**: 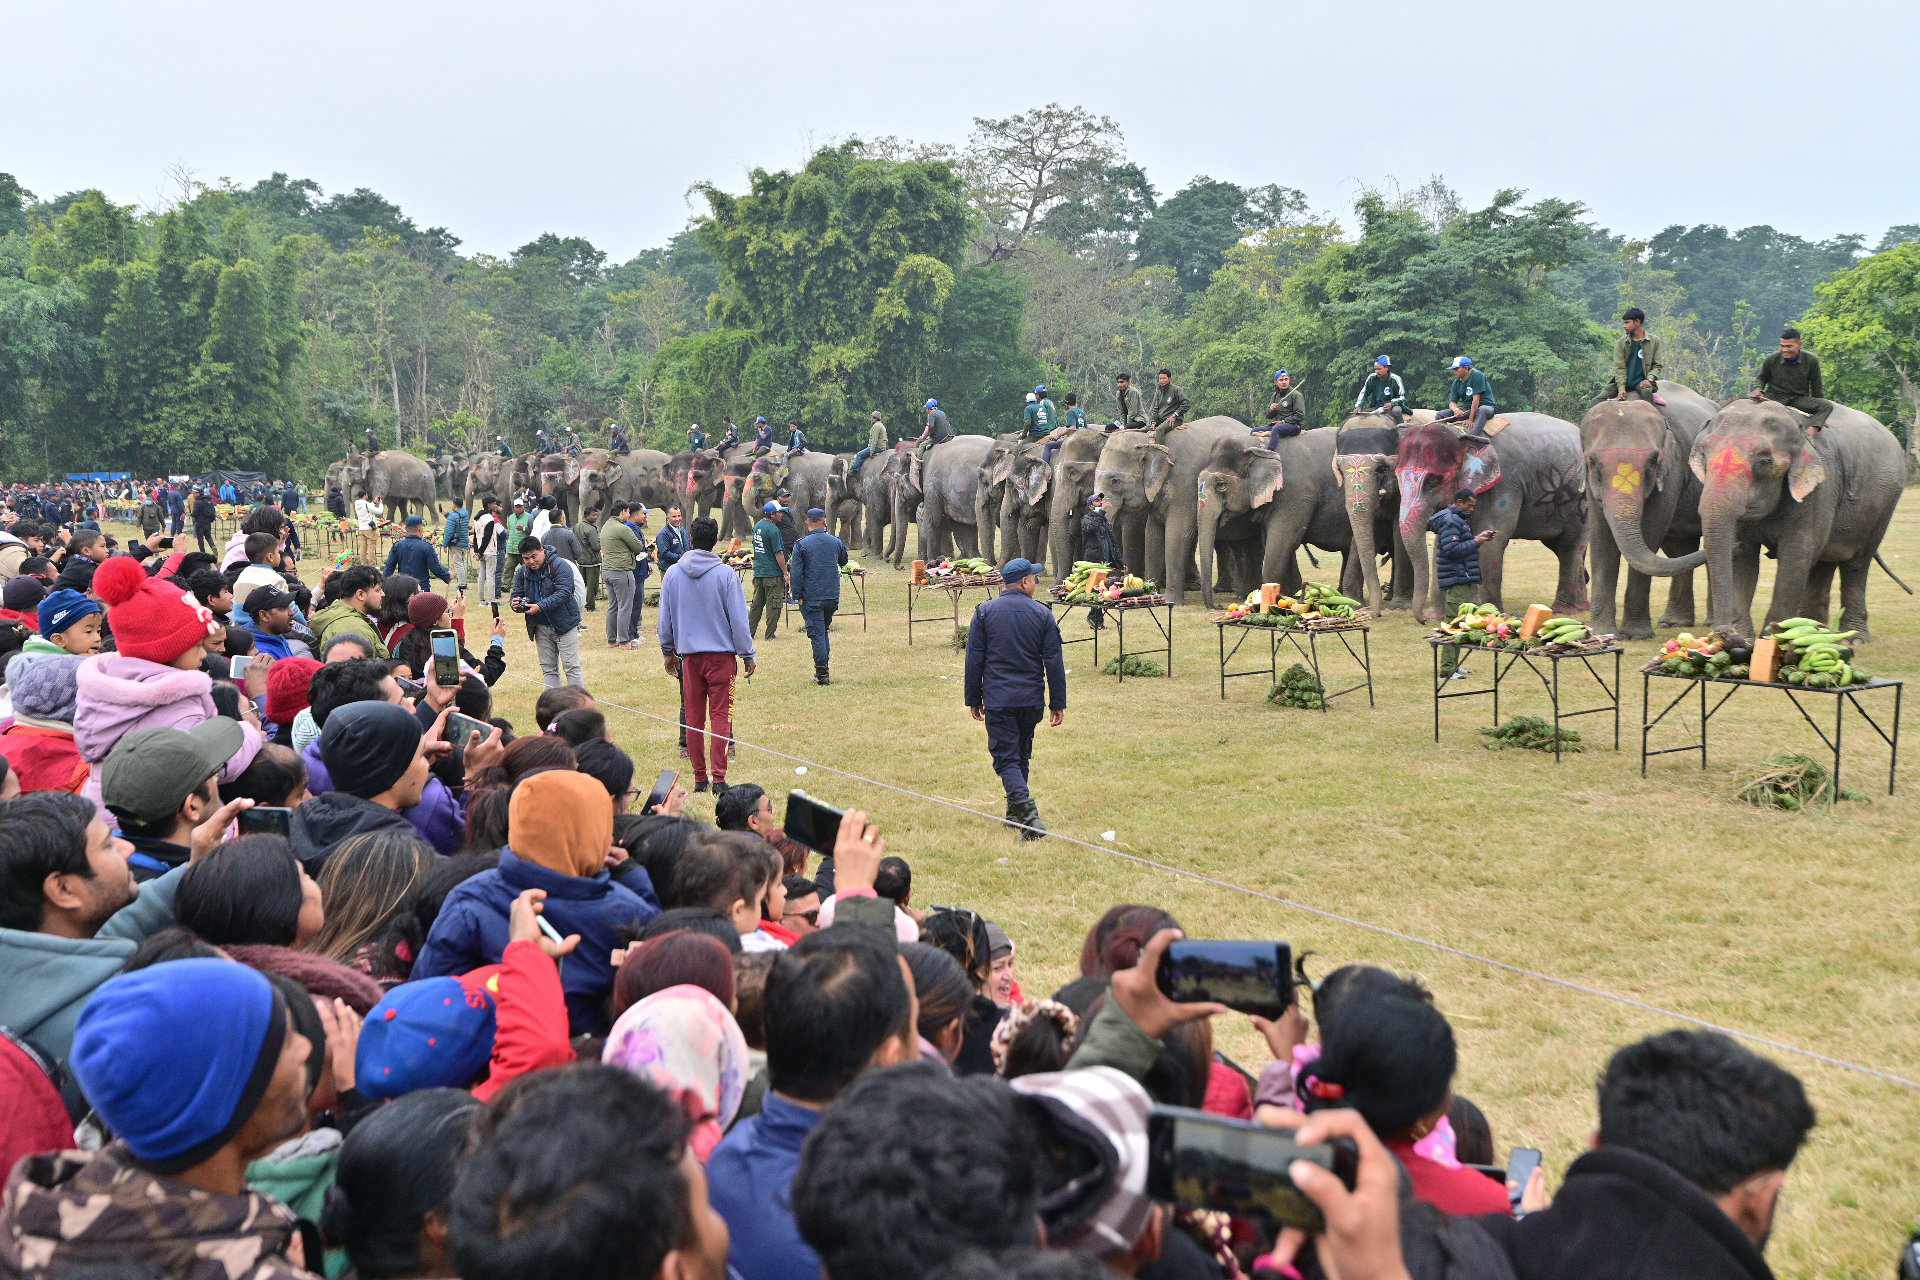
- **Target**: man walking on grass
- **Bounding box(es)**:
[659,517,756,794]
[789,507,847,686]
[964,557,1066,840]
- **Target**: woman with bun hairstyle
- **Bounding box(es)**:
[323,1088,480,1278]
[72,555,263,817]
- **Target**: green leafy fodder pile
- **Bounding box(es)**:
[1102,654,1163,677]
[1734,753,1866,811]
[1266,663,1325,710]
[1480,715,1582,753]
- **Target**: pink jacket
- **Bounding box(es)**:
[73,655,263,818]
[221,529,250,570]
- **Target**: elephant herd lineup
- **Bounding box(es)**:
[325,389,1908,642]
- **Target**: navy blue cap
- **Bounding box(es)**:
[404,514,423,527]
[762,500,780,514]
[1001,557,1044,582]
[806,506,827,519]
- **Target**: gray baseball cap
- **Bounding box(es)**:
[101,721,243,826]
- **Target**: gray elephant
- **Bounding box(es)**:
[431,456,468,515]
[1690,399,1908,639]
[464,453,516,512]
[1093,419,1256,604]
[345,450,437,523]
[582,450,674,520]
[774,452,837,530]
[1195,427,1366,610]
[974,436,1022,564]
[861,449,903,562]
[1044,429,1115,582]
[899,436,993,566]
[1394,416,1588,621]
[1580,383,1717,638]
[997,440,1051,563]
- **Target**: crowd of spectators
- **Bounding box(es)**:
[0,488,1848,1280]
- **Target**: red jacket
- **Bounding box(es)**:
[0,609,37,633]
[472,939,576,1102]
[0,1032,74,1179]
[1388,1137,1512,1215]
[0,723,88,794]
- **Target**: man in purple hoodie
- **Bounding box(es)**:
[657,517,755,794]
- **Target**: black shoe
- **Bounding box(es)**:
[815,668,830,685]
[692,780,709,794]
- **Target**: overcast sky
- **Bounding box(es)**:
[6,0,1913,260]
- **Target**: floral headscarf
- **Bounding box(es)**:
[602,984,749,1162]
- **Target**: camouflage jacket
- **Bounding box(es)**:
[0,1145,319,1280]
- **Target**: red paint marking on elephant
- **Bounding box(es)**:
[1708,444,1750,483]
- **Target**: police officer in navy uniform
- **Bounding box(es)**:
[964,558,1067,840]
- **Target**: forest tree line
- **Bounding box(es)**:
[1,104,1915,480]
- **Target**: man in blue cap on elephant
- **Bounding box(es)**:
[1440,357,1498,441]
[1266,370,1307,449]
[1354,356,1407,423]
[911,398,955,492]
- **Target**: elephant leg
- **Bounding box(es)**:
[1803,559,1838,629]
[1619,570,1654,638]
[1388,529,1415,610]
[1477,533,1513,614]
[1162,506,1194,605]
[1587,500,1622,635]
[1837,554,1873,641]
[1338,551,1364,599]
[1763,532,1823,633]
[1730,539,1763,638]
[1551,537,1587,617]
[1144,514,1168,590]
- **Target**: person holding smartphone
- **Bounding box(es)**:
[963,558,1066,840]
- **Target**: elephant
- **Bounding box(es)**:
[1044,429,1114,582]
[1194,427,1367,610]
[464,453,517,512]
[1330,413,1438,614]
[1093,419,1256,605]
[1689,399,1908,640]
[431,456,469,514]
[825,455,871,548]
[1394,416,1588,622]
[773,452,837,530]
[900,436,993,566]
[996,440,1052,564]
[1579,383,1718,638]
[345,450,438,524]
[974,435,1022,565]
[581,450,675,520]
[881,448,916,566]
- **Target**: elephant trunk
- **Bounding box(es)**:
[1195,490,1224,610]
[1602,483,1706,576]
[1348,493,1382,614]
[1048,495,1077,583]
[1396,469,1440,620]
[974,481,997,565]
[1698,493,1750,636]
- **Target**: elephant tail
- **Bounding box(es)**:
[1874,551,1914,594]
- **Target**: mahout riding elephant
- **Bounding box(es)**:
[1044,429,1112,583]
[1394,416,1588,621]
[582,450,675,520]
[1689,399,1908,639]
[1579,383,1717,638]
[1195,427,1364,610]
[1093,418,1254,605]
[345,450,437,524]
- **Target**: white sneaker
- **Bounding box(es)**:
[1447,668,1471,682]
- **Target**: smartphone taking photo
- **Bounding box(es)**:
[1505,1147,1542,1212]
[227,655,251,680]
[1156,940,1293,1019]
[445,711,492,746]
[236,806,293,839]
[1145,1106,1357,1233]
[430,628,461,687]
[783,790,846,853]
[643,770,678,814]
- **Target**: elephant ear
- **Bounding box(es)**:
[989,452,1016,486]
[1024,457,1051,507]
[1460,446,1503,496]
[1688,435,1710,486]
[1247,450,1284,508]
[1787,442,1826,503]
[1142,443,1174,504]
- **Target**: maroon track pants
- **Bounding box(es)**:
[681,652,738,784]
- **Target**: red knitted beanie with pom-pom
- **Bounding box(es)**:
[93,556,219,665]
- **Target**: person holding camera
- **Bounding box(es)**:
[510,541,585,689]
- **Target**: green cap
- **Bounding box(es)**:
[101,721,244,827]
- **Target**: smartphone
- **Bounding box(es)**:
[1145,1106,1357,1233]
[430,628,461,687]
[227,655,251,680]
[644,769,678,814]
[489,600,500,619]
[783,789,847,853]
[1156,940,1293,1020]
[394,675,425,698]
[445,711,493,746]
[237,806,293,838]
[1506,1147,1542,1212]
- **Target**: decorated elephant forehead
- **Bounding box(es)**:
[1395,424,1461,471]
[1335,427,1399,456]
[1580,402,1665,449]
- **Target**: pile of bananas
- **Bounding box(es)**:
[1222,582,1362,627]
[1769,618,1870,687]
[1061,561,1153,604]
[1528,614,1594,649]
[1432,602,1524,647]
[928,557,996,579]
[1653,631,1749,679]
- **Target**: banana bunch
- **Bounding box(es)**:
[1770,618,1868,687]
[950,557,995,576]
[1528,615,1592,648]
[1300,584,1361,619]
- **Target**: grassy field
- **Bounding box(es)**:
[183,503,1920,1274]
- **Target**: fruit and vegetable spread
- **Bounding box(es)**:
[1059,562,1155,604]
[1429,602,1597,649]
[1652,622,1872,686]
[1220,583,1361,627]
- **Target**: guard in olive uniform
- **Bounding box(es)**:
[1150,369,1190,443]
[1115,374,1148,431]
[1751,328,1833,433]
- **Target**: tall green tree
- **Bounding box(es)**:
[1799,242,1920,441]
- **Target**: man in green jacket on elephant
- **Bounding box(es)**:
[1266,369,1307,448]
[1354,356,1406,422]
[1115,373,1148,432]
[1149,369,1189,443]
[1439,357,1498,441]
[1604,307,1668,407]
[1751,328,1833,433]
